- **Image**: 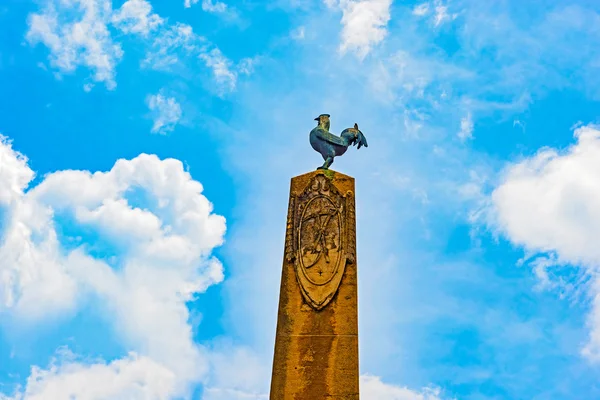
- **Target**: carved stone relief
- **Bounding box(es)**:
[285,173,355,311]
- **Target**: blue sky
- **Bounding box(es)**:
[2,0,600,399]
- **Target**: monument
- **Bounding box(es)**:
[269,115,368,399]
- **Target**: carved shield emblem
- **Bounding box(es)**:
[299,195,343,284]
[289,174,353,310]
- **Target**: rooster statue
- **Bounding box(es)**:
[310,114,368,170]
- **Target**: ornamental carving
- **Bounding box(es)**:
[285,173,355,311]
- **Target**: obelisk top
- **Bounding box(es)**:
[285,170,356,311]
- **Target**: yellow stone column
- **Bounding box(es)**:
[270,170,359,400]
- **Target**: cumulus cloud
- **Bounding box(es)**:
[198,343,446,400]
[325,0,393,59]
[490,125,600,267]
[0,135,34,206]
[361,375,445,399]
[146,92,183,134]
[488,124,600,362]
[0,135,77,318]
[0,135,226,398]
[9,351,175,400]
[202,345,270,400]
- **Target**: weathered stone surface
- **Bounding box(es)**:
[270,170,359,400]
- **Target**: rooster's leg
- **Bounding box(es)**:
[317,155,334,170]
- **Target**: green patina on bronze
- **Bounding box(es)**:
[309,114,368,170]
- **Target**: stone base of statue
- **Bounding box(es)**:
[269,170,359,400]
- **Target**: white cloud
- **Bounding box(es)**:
[513,119,525,131]
[412,1,456,27]
[237,57,258,76]
[26,2,243,92]
[0,135,34,206]
[326,0,393,59]
[202,344,270,400]
[458,112,473,141]
[141,23,241,92]
[0,135,77,318]
[490,125,600,267]
[525,254,562,292]
[487,124,600,362]
[200,48,238,91]
[203,369,446,400]
[203,389,267,400]
[0,136,227,398]
[11,351,176,400]
[111,0,163,36]
[201,0,228,13]
[413,3,430,17]
[26,0,123,90]
[199,343,445,400]
[146,92,183,134]
[433,2,452,26]
[142,23,201,71]
[361,375,444,399]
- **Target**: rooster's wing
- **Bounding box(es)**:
[313,128,346,146]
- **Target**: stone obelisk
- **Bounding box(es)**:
[270,169,359,399]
